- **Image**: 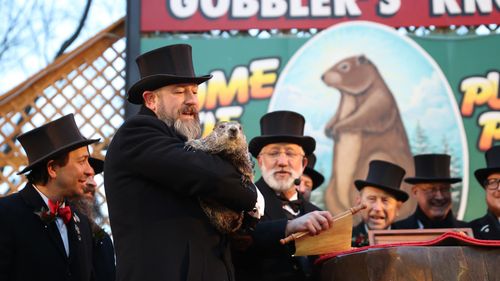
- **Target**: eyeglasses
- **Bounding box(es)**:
[259,150,305,161]
[419,185,451,195]
[484,178,500,191]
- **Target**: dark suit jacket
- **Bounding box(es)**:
[104,106,257,281]
[93,230,116,281]
[469,211,500,240]
[351,223,369,247]
[234,178,321,281]
[392,207,468,229]
[0,183,94,281]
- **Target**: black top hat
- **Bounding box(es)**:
[127,44,212,104]
[89,157,104,175]
[404,154,461,184]
[355,160,409,202]
[303,154,325,190]
[17,114,99,174]
[474,145,500,188]
[248,111,315,157]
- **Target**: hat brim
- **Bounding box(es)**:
[89,157,104,175]
[303,166,325,190]
[248,135,316,158]
[18,138,100,175]
[354,180,409,202]
[127,74,212,104]
[404,177,462,184]
[474,167,500,188]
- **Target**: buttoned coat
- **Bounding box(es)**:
[234,178,320,281]
[0,183,94,281]
[392,207,468,229]
[104,106,256,281]
[469,211,500,240]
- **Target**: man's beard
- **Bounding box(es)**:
[261,163,301,193]
[157,103,201,140]
[71,197,95,222]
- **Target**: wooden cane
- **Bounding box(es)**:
[279,203,367,245]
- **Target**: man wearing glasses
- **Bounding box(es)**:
[393,154,467,229]
[233,111,333,281]
[469,146,500,240]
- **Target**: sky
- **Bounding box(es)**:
[0,0,126,95]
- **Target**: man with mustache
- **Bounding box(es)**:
[104,44,257,281]
[393,154,467,229]
[71,157,116,281]
[469,145,500,240]
[233,111,334,281]
[351,160,408,247]
[0,114,97,281]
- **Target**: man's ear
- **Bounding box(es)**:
[395,201,403,217]
[411,185,418,196]
[355,191,362,205]
[47,160,58,179]
[142,91,156,111]
[302,156,308,171]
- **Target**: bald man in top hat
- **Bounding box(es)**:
[233,111,333,281]
[469,146,500,240]
[351,160,408,247]
[104,44,257,281]
[393,154,467,229]
[296,154,325,202]
[0,114,97,281]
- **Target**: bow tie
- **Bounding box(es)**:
[279,197,302,213]
[48,200,73,224]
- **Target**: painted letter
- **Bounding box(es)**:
[232,0,259,18]
[333,0,361,17]
[169,0,198,18]
[478,111,500,151]
[261,0,287,18]
[431,0,461,15]
[200,0,230,18]
[378,0,401,16]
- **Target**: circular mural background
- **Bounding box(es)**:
[269,21,468,219]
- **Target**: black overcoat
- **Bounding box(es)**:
[93,230,116,281]
[0,183,94,281]
[234,178,320,281]
[469,211,500,240]
[104,107,257,281]
[392,207,468,229]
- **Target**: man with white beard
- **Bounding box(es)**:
[233,110,333,281]
[104,44,257,281]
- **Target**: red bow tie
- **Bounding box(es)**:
[48,200,73,224]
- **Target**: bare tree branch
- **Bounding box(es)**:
[54,0,93,59]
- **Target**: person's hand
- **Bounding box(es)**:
[285,211,334,236]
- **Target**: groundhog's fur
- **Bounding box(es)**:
[185,121,254,234]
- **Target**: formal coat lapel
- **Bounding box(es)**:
[20,183,69,259]
[256,179,288,220]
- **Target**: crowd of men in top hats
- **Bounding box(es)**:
[0,43,499,281]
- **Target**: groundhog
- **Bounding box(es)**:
[321,55,415,222]
[185,121,254,233]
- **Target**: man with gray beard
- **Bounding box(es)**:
[233,111,333,281]
[104,44,257,281]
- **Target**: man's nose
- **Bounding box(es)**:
[434,189,445,199]
[276,153,288,166]
[184,90,198,105]
[372,200,383,211]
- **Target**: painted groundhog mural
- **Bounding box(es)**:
[321,55,416,220]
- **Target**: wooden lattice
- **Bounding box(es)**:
[0,18,125,229]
